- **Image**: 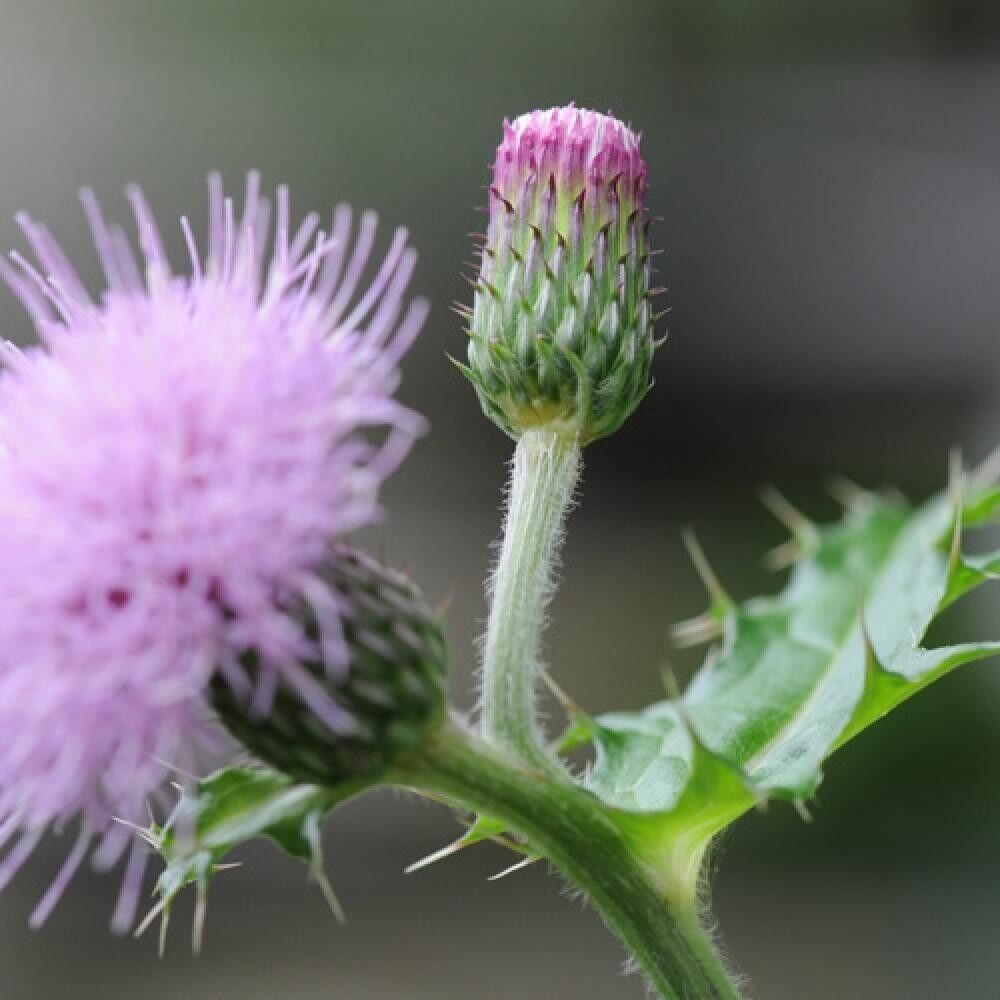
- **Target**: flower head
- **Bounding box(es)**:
[463,104,659,443]
[0,173,426,929]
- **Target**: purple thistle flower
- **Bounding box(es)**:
[0,172,427,930]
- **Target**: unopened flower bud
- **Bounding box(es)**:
[463,105,658,444]
[211,547,447,787]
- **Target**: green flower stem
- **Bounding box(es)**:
[396,718,741,1000]
[480,427,581,771]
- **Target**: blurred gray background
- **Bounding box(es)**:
[2,1,1000,997]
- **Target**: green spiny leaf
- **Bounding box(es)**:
[139,766,364,951]
[580,474,1000,895]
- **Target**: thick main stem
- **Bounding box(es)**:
[480,427,581,770]
[397,719,740,1000]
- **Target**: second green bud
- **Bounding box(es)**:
[211,546,447,787]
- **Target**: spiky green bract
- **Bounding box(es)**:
[137,766,355,951]
[575,475,1000,898]
[211,547,448,787]
[462,106,657,444]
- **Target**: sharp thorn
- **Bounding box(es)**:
[949,447,965,498]
[312,865,347,926]
[758,486,814,539]
[158,907,170,959]
[487,856,540,881]
[111,816,160,848]
[971,444,1000,491]
[539,669,588,722]
[762,539,802,572]
[670,613,723,648]
[134,897,167,941]
[827,476,876,513]
[680,528,730,607]
[301,810,347,925]
[404,836,473,875]
[192,878,207,956]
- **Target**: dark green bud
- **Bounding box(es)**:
[211,546,447,787]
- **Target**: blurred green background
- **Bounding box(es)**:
[2,1,1000,997]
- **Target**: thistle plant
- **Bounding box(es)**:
[1,110,999,1000]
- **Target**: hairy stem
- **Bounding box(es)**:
[397,718,741,1000]
[480,427,581,770]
